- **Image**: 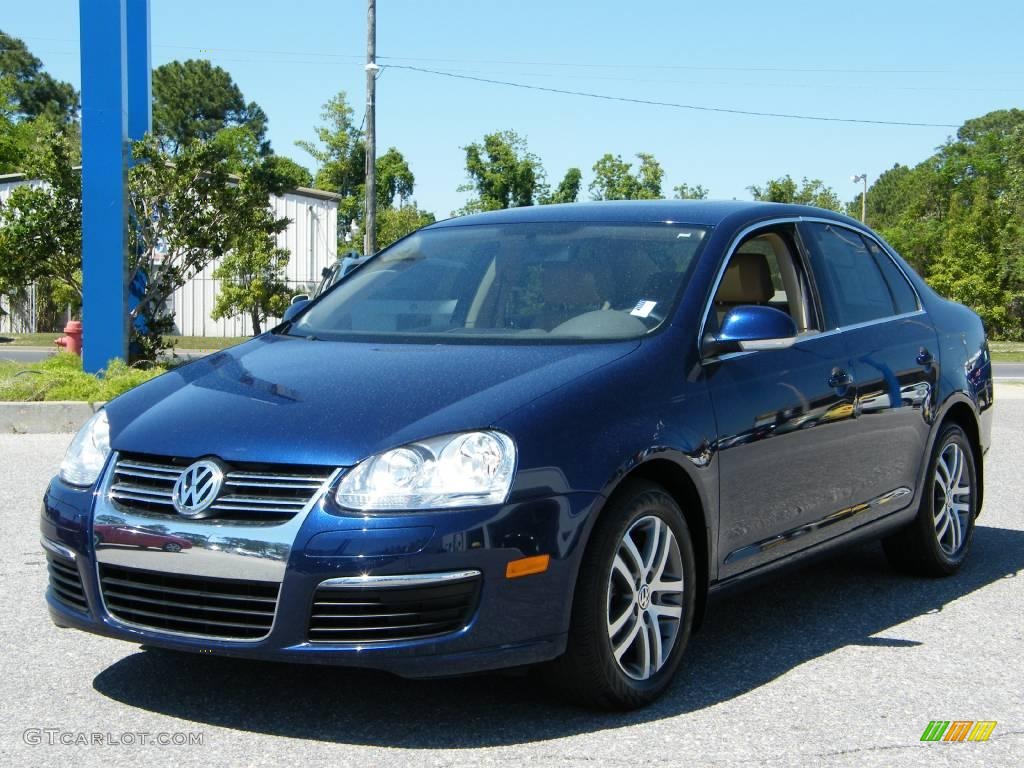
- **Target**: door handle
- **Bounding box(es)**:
[828,368,852,389]
[916,347,933,366]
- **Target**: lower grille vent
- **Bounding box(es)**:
[47,554,88,611]
[308,573,481,643]
[99,564,279,640]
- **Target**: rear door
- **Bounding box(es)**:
[798,221,939,514]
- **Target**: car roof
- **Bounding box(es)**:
[426,199,863,231]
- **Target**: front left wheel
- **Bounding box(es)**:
[547,480,697,709]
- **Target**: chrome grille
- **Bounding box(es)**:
[108,453,332,521]
[99,564,279,640]
[47,554,88,612]
[308,573,481,643]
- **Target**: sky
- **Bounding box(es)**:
[5,0,1024,219]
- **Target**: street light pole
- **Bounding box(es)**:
[364,0,378,256]
[851,173,868,224]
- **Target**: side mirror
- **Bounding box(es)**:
[290,294,310,305]
[283,299,309,323]
[704,305,797,357]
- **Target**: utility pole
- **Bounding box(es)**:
[851,173,868,224]
[364,0,378,256]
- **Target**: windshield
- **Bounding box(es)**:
[289,221,709,343]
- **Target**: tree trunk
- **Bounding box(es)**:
[251,309,262,336]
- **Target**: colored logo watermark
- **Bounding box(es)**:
[920,721,997,742]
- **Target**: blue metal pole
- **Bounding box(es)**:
[126,0,152,143]
[79,0,129,372]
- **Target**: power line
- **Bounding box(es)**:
[384,64,960,128]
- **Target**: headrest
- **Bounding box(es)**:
[717,252,774,304]
[542,262,601,306]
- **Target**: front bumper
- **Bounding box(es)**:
[41,468,600,678]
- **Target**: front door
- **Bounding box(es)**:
[703,223,860,579]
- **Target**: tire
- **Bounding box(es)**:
[547,479,697,709]
[162,542,182,553]
[883,423,977,577]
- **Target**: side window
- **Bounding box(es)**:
[803,223,895,327]
[711,227,817,333]
[865,239,919,315]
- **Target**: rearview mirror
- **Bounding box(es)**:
[290,294,310,305]
[704,305,797,357]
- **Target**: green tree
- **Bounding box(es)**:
[459,130,546,213]
[129,135,287,357]
[869,109,1024,337]
[376,147,414,208]
[0,124,82,300]
[0,30,78,122]
[673,182,709,200]
[211,233,291,336]
[748,175,842,211]
[152,60,269,155]
[542,167,582,204]
[0,75,39,173]
[296,90,365,223]
[376,204,436,249]
[589,153,664,200]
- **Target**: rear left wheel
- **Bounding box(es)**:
[883,423,977,576]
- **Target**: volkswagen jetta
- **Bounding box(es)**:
[42,201,993,709]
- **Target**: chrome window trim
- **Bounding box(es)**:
[698,216,926,362]
[41,536,77,562]
[319,570,482,589]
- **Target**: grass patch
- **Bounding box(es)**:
[990,341,1024,363]
[0,332,61,347]
[164,335,250,350]
[0,332,250,351]
[0,353,166,402]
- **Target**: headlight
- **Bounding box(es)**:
[59,410,111,487]
[336,431,516,511]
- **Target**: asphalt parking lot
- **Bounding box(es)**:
[2,388,1022,768]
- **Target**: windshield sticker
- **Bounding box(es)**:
[631,300,658,318]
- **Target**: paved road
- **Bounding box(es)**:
[993,362,1024,380]
[1,390,1022,768]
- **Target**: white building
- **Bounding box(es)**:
[0,172,340,337]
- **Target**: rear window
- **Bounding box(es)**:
[803,223,896,327]
[866,238,919,315]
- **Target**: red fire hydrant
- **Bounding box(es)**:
[54,320,83,356]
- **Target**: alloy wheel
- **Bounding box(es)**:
[933,441,972,556]
[606,515,685,680]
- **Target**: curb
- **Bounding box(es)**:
[0,401,106,434]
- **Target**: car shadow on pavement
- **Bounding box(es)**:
[93,524,1024,747]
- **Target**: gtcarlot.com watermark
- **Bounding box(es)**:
[24,728,204,747]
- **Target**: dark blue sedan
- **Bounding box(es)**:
[42,200,993,709]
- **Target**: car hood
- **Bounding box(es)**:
[106,334,640,467]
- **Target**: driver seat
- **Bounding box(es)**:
[714,252,774,323]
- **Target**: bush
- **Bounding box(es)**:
[0,353,166,402]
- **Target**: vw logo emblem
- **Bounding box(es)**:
[172,459,224,518]
[637,583,652,610]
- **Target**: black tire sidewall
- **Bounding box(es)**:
[918,425,977,569]
[574,481,697,704]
